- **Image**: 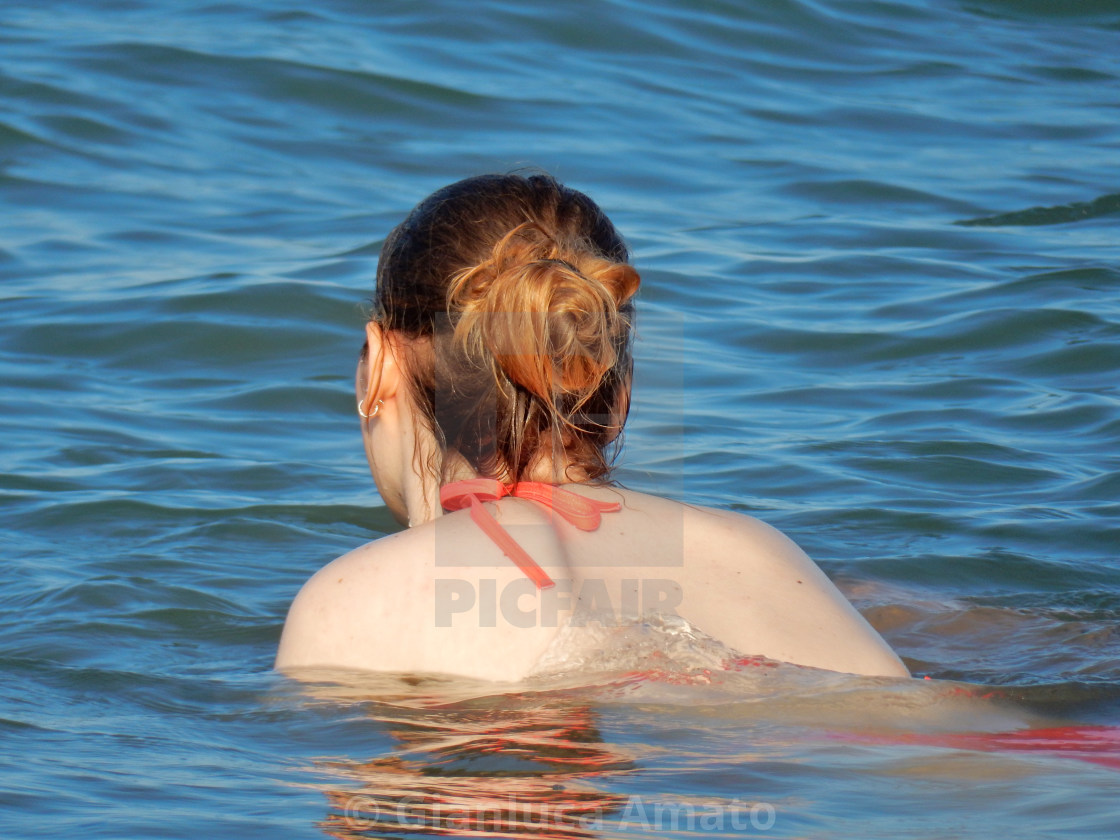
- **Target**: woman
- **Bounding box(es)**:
[276,173,908,681]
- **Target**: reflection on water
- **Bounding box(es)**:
[859,725,1120,773]
[316,693,634,839]
[291,662,1120,840]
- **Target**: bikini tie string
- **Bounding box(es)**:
[439,478,622,590]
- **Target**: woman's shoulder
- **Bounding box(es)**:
[275,512,570,679]
[604,488,909,677]
[274,528,428,673]
[682,499,812,562]
[604,486,804,549]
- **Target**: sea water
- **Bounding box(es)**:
[2,0,1119,837]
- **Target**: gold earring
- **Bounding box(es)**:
[358,398,383,420]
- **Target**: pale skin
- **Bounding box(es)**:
[275,323,910,681]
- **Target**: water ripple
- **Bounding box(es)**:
[958,193,1120,227]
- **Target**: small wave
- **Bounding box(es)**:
[787,177,975,214]
[1003,680,1120,722]
[956,193,1120,227]
[963,0,1120,24]
[0,119,52,153]
[529,613,744,680]
[71,40,500,117]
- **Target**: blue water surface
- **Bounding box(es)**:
[2,0,1120,837]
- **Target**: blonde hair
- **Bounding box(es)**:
[374,173,639,484]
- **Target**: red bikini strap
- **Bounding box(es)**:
[439,479,622,590]
[507,481,621,529]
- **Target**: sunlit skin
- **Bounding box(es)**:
[275,323,909,681]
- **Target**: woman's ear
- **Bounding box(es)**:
[360,322,402,414]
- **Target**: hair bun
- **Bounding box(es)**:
[449,223,639,409]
